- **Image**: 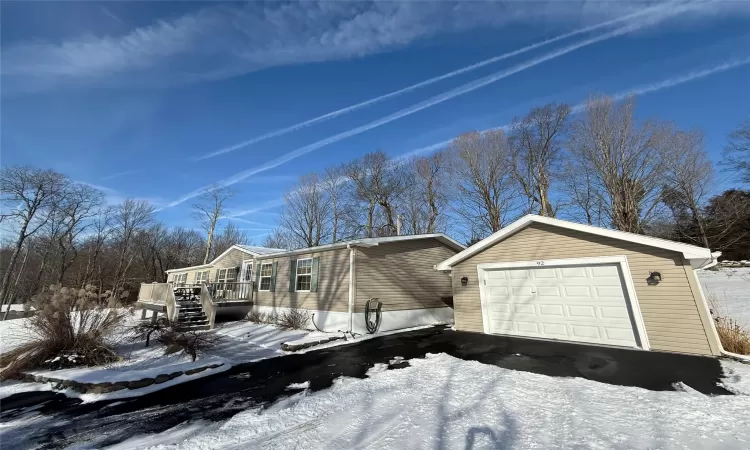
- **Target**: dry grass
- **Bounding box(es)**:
[715,317,750,355]
[277,309,310,330]
[0,285,127,379]
[247,309,279,325]
[707,293,750,355]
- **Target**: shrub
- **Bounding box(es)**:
[277,308,310,330]
[129,317,170,347]
[0,285,127,379]
[247,309,268,324]
[156,328,219,361]
[715,317,750,355]
[708,293,750,355]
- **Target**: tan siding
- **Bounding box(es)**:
[210,248,250,280]
[355,238,457,313]
[253,248,350,312]
[452,223,715,356]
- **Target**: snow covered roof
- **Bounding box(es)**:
[235,245,287,256]
[255,233,465,259]
[435,215,720,271]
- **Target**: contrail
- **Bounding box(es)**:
[398,55,750,160]
[195,2,682,161]
[165,3,704,209]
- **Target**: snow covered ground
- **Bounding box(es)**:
[109,353,750,450]
[698,267,750,326]
[0,313,314,401]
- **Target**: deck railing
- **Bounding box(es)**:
[206,282,254,301]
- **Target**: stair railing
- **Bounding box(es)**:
[200,283,217,329]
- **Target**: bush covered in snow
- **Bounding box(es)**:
[0,285,128,379]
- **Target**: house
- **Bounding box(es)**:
[138,235,464,334]
[435,215,723,356]
[137,245,285,328]
[250,234,464,334]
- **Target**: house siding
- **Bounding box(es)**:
[355,238,456,313]
[253,248,350,312]
[452,223,717,356]
[167,248,252,284]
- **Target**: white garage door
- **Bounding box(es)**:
[480,263,640,348]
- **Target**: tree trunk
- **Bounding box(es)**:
[0,233,26,319]
[203,227,214,264]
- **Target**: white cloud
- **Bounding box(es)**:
[195,2,675,161]
[6,1,744,93]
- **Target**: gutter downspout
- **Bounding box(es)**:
[347,244,356,333]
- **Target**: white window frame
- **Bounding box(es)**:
[259,263,273,292]
[173,273,187,285]
[243,263,254,282]
[475,255,650,351]
[195,271,209,284]
[295,258,313,292]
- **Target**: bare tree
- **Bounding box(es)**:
[111,199,154,293]
[560,157,605,226]
[345,151,407,237]
[723,118,750,183]
[448,130,517,238]
[322,167,347,242]
[0,166,67,307]
[263,227,297,250]
[567,96,672,233]
[508,103,570,216]
[193,185,234,264]
[280,173,330,247]
[211,222,249,257]
[661,130,714,248]
[54,183,105,283]
[402,152,448,234]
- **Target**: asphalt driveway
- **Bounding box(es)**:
[0,326,731,449]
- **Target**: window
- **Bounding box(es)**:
[173,273,187,286]
[217,268,237,288]
[243,263,253,282]
[295,258,312,292]
[195,271,210,284]
[259,263,273,291]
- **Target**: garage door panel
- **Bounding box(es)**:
[563,285,591,297]
[567,305,597,318]
[539,304,565,317]
[541,323,569,337]
[560,267,587,278]
[570,325,601,340]
[482,263,639,348]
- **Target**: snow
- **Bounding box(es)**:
[133,353,750,450]
[698,267,750,326]
[286,381,310,390]
[1,314,314,402]
[721,359,750,395]
[0,304,34,312]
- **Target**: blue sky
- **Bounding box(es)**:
[2,1,750,242]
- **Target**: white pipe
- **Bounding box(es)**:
[347,244,356,333]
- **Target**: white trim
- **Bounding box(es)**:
[166,263,212,274]
[258,262,273,292]
[692,269,723,355]
[436,214,713,270]
[475,255,651,351]
[294,257,313,292]
[256,233,465,260]
[347,244,356,332]
[209,244,283,266]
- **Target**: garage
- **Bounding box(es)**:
[436,215,724,356]
[478,257,648,349]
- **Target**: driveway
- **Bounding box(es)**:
[0,326,730,449]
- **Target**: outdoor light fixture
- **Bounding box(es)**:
[460,276,469,286]
[647,271,662,285]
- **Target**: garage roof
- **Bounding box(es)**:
[435,215,720,270]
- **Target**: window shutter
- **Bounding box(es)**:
[310,256,320,293]
[254,263,261,291]
[270,262,278,292]
[289,259,297,292]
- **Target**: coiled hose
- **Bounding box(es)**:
[365,298,383,334]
